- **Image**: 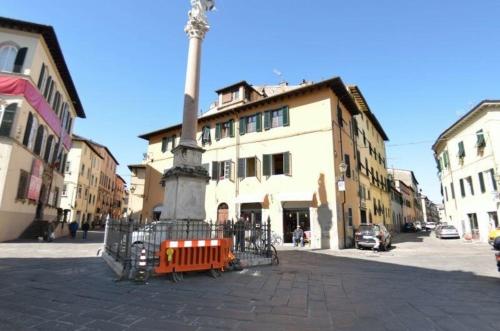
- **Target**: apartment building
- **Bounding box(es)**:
[433,100,500,242]
[88,142,119,224]
[112,174,126,219]
[390,185,404,232]
[420,195,439,224]
[59,136,102,225]
[128,164,146,222]
[388,169,423,224]
[0,17,85,241]
[134,77,361,249]
[349,86,391,229]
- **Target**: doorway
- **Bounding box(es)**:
[217,203,229,224]
[240,203,262,225]
[283,209,310,243]
[360,209,367,224]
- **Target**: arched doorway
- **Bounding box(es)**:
[152,205,163,221]
[217,203,229,224]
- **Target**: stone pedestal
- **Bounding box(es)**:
[160,145,210,222]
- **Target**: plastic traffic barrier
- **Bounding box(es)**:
[155,238,233,275]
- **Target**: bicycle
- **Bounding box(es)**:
[271,231,283,246]
[254,234,279,265]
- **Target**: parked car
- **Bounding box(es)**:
[496,252,500,272]
[402,223,417,232]
[488,227,500,246]
[424,221,437,231]
[415,221,423,231]
[435,225,460,239]
[355,224,392,250]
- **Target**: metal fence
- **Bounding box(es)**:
[104,217,276,279]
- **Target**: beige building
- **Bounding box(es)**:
[433,100,500,241]
[128,164,146,222]
[112,174,126,219]
[349,86,391,230]
[134,77,362,249]
[59,136,102,226]
[0,17,85,241]
[388,169,422,224]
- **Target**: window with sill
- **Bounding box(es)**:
[16,169,29,199]
[215,120,234,140]
[263,152,291,176]
[476,130,486,148]
[240,113,262,135]
[238,157,261,179]
[211,160,234,181]
[0,44,27,73]
[466,176,474,195]
[161,135,177,153]
[201,126,211,145]
[457,141,465,159]
[33,125,46,156]
[0,103,17,137]
[263,106,289,130]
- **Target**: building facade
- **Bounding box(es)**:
[420,195,439,224]
[433,100,500,242]
[0,17,85,241]
[133,77,362,249]
[112,175,126,219]
[349,86,391,230]
[128,164,146,222]
[388,169,422,225]
[59,136,102,226]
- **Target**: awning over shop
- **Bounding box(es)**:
[234,194,266,204]
[278,192,314,202]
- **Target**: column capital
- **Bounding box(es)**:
[184,0,215,39]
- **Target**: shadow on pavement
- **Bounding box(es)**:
[392,231,431,244]
[6,231,104,245]
[0,250,499,330]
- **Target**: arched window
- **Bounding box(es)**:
[44,135,54,163]
[22,112,33,146]
[28,116,39,150]
[33,125,45,156]
[0,45,17,72]
[0,103,17,137]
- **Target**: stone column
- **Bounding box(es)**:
[160,1,215,223]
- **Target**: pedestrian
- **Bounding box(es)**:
[82,222,90,240]
[235,217,245,252]
[69,221,78,239]
[293,225,304,247]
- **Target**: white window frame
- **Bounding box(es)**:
[0,45,18,72]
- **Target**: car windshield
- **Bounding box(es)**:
[359,225,375,233]
[442,226,456,230]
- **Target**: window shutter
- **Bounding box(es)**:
[256,113,262,132]
[353,118,359,136]
[229,120,235,137]
[479,172,486,193]
[37,64,46,89]
[264,111,271,130]
[171,135,176,149]
[490,169,498,191]
[215,123,221,140]
[22,113,33,146]
[0,103,17,137]
[161,137,167,153]
[337,103,343,127]
[238,158,246,178]
[283,152,291,176]
[211,161,219,180]
[13,47,28,73]
[282,106,290,127]
[458,141,465,158]
[344,154,351,178]
[256,157,262,181]
[263,154,271,176]
[239,117,247,135]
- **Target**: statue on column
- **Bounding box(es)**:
[186,0,216,38]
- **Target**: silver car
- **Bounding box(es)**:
[435,225,460,239]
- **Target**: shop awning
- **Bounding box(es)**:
[234,194,266,204]
[278,192,314,202]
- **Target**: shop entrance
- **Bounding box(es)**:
[283,209,310,244]
[217,203,229,224]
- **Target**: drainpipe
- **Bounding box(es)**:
[338,101,347,249]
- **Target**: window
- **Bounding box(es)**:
[344,154,351,178]
[241,114,261,134]
[81,164,85,176]
[33,125,45,156]
[62,184,67,197]
[0,103,17,137]
[0,45,17,72]
[489,212,499,228]
[232,90,240,101]
[264,106,289,130]
[451,182,455,199]
[211,160,233,181]
[65,161,71,173]
[53,187,59,206]
[445,187,449,201]
[476,130,486,148]
[238,157,259,179]
[161,137,168,152]
[16,169,29,199]
[369,142,372,156]
[37,64,48,91]
[443,150,449,169]
[43,135,54,163]
[43,76,53,99]
[78,185,82,199]
[215,120,234,140]
[466,176,474,196]
[479,172,486,193]
[348,208,353,227]
[263,152,291,176]
[460,178,465,197]
[458,141,465,159]
[490,169,498,191]
[201,126,211,145]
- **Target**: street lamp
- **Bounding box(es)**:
[339,162,348,179]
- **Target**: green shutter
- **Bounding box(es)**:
[239,117,247,135]
[476,130,486,148]
[264,111,271,130]
[283,152,291,176]
[238,158,245,178]
[215,123,221,140]
[211,161,219,180]
[282,106,290,127]
[458,141,465,158]
[229,120,235,137]
[171,135,176,149]
[256,113,262,132]
[263,154,271,176]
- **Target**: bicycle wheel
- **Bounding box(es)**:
[270,244,279,265]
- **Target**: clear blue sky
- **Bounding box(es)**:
[3,0,500,203]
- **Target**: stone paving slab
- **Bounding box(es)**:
[0,232,499,330]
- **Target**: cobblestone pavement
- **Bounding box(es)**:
[0,231,499,330]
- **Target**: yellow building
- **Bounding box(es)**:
[0,17,85,241]
[59,136,102,226]
[134,77,361,249]
[349,86,391,229]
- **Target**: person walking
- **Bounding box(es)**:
[69,221,78,239]
[235,217,245,252]
[82,222,90,240]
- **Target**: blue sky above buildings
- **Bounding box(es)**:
[3,0,500,202]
